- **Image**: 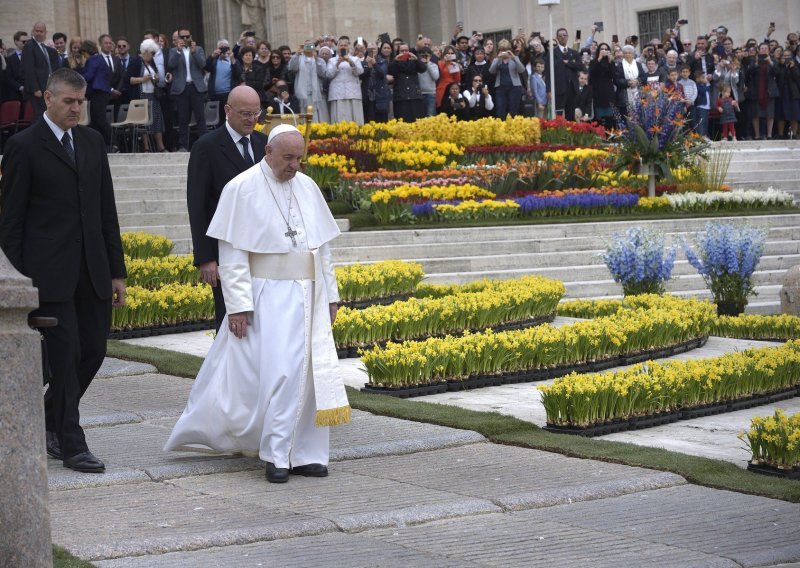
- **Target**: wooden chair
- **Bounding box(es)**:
[261,104,314,162]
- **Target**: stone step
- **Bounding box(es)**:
[113,175,187,190]
[110,164,189,177]
[108,153,190,166]
[116,199,188,215]
[726,159,799,172]
[118,211,189,228]
[332,235,800,263]
[332,215,800,248]
[113,188,187,201]
[724,170,800,182]
[726,181,800,194]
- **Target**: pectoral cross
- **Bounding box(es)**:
[285,225,298,246]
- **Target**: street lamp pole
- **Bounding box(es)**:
[538,0,560,119]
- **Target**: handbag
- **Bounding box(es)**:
[520,94,537,118]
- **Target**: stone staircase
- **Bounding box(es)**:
[332,216,800,315]
[98,148,800,314]
[719,140,800,203]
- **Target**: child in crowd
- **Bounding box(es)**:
[664,68,684,100]
[530,59,548,118]
[573,70,593,122]
[677,64,697,127]
[693,70,711,139]
[716,83,740,141]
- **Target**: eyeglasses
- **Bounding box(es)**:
[180,35,191,40]
[228,107,262,119]
[117,45,127,49]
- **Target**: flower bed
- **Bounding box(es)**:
[334,275,565,349]
[640,189,794,212]
[121,231,174,259]
[740,409,800,478]
[112,283,214,330]
[360,295,714,390]
[711,314,800,341]
[540,340,800,434]
[125,254,199,288]
[336,260,424,303]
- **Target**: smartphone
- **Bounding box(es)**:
[678,19,688,25]
[244,30,255,37]
[339,47,347,57]
[612,34,619,43]
[770,22,775,27]
[575,30,582,39]
[531,31,541,38]
[303,43,314,51]
[594,21,604,32]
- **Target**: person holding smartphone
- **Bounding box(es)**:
[389,43,427,122]
[204,39,244,125]
[588,42,617,129]
[325,36,364,125]
[288,40,330,123]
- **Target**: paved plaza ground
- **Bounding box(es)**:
[44,327,800,567]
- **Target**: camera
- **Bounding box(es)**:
[678,19,688,25]
[244,30,255,37]
[220,46,229,53]
[304,43,314,51]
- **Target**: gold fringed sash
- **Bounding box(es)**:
[315,405,352,427]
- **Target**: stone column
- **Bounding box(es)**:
[0,251,51,567]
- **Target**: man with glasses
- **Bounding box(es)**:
[544,27,582,120]
[81,33,123,150]
[167,27,207,151]
[186,85,268,330]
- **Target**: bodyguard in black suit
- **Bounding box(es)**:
[0,68,127,473]
[544,28,583,120]
[187,86,268,330]
[22,22,61,122]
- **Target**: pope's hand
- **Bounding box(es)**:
[229,312,249,338]
[111,278,126,308]
[329,303,338,324]
[199,260,219,287]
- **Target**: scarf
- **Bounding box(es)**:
[622,59,640,107]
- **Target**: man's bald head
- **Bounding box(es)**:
[224,85,262,136]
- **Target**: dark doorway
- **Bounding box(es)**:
[106,0,205,49]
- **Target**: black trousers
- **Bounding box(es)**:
[38,256,111,458]
[175,83,207,149]
[88,91,112,146]
[212,282,226,332]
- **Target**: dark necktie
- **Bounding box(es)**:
[61,132,75,164]
[239,137,254,166]
[40,43,52,74]
[105,55,113,71]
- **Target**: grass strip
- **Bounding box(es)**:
[105,340,800,502]
[53,545,96,568]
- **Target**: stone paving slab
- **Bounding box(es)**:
[94,532,480,568]
[49,482,335,561]
[80,373,194,422]
[96,358,158,379]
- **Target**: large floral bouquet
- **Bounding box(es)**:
[610,84,708,181]
[602,227,676,296]
[682,222,768,314]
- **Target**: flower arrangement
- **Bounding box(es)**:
[305,152,357,189]
[121,232,174,259]
[360,295,714,387]
[514,190,639,216]
[542,148,610,162]
[540,340,800,427]
[609,84,709,187]
[539,115,606,146]
[682,222,768,314]
[602,227,677,296]
[335,260,424,302]
[463,143,584,164]
[739,409,800,471]
[376,139,464,171]
[712,314,800,341]
[392,114,542,147]
[431,199,521,221]
[663,189,794,211]
[334,275,565,348]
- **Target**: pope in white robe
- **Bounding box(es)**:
[164,125,350,482]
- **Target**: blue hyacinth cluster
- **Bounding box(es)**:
[682,222,767,305]
[618,87,684,152]
[602,226,677,296]
[515,192,639,213]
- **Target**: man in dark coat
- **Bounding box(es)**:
[81,34,124,149]
[389,43,427,122]
[0,68,127,473]
[187,85,268,330]
[544,27,583,120]
[22,22,61,122]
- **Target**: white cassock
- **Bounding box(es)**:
[164,161,350,469]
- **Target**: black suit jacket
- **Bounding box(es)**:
[0,121,126,302]
[187,125,269,266]
[545,45,582,96]
[22,40,60,94]
[5,52,25,100]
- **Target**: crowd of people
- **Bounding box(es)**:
[2,19,800,150]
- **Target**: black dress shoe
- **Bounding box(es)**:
[289,463,328,477]
[63,451,105,473]
[265,462,289,483]
[46,431,62,460]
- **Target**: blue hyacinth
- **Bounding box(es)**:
[602,226,676,296]
[682,222,767,307]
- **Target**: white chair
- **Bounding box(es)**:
[205,100,220,129]
[111,99,151,153]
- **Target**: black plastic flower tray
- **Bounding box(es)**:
[109,319,214,340]
[747,462,800,479]
[543,420,629,437]
[340,293,413,310]
[361,382,448,398]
